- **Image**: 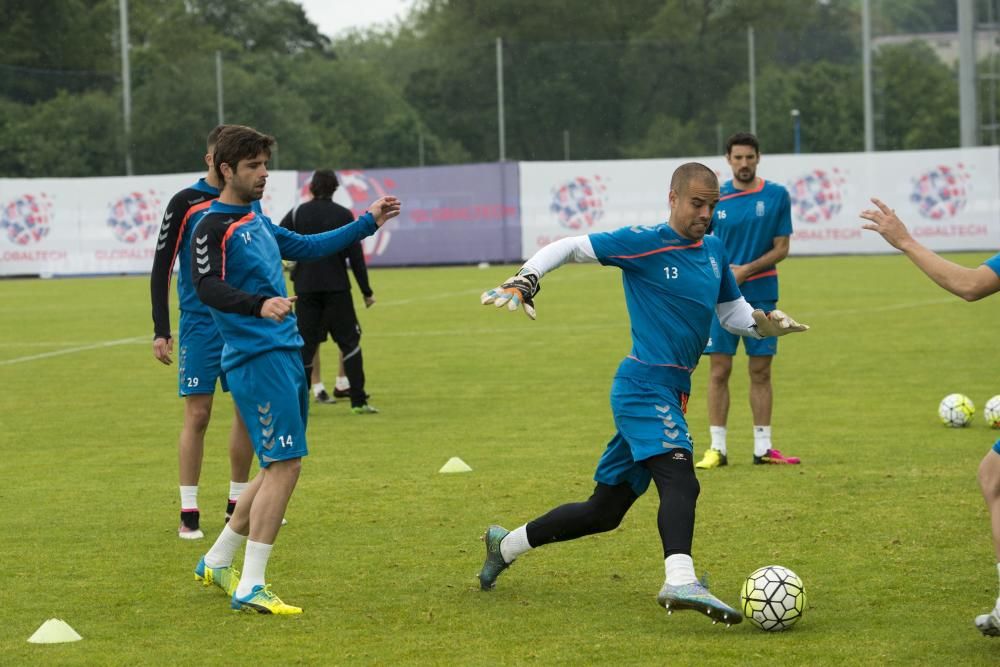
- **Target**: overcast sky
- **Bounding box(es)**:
[296,0,417,38]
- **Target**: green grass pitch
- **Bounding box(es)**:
[2,253,1000,665]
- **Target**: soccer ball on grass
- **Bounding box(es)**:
[984,396,1000,429]
[938,393,975,428]
[740,565,806,631]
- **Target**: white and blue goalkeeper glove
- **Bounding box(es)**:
[751,309,809,337]
[481,270,541,319]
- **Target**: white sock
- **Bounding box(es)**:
[335,375,350,391]
[312,382,326,397]
[709,426,727,455]
[753,425,772,457]
[229,481,248,504]
[235,540,273,597]
[499,525,532,563]
[665,554,698,586]
[995,563,1000,609]
[180,486,199,512]
[204,524,246,568]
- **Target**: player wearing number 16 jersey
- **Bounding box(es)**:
[698,132,799,469]
[476,163,808,625]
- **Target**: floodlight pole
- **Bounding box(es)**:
[958,0,978,147]
[496,37,506,162]
[791,109,801,153]
[862,0,874,152]
[748,26,756,135]
[215,50,225,125]
[119,0,133,175]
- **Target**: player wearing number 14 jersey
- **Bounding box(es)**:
[191,125,401,614]
[475,163,808,625]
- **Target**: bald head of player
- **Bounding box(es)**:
[668,162,720,241]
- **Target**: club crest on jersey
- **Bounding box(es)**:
[709,256,721,278]
[756,201,766,217]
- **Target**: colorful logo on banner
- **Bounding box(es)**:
[911,164,971,220]
[333,170,394,260]
[0,193,53,245]
[550,176,607,230]
[788,169,845,224]
[107,190,161,244]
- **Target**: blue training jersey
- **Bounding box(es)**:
[172,180,219,315]
[589,224,742,393]
[985,252,1000,277]
[192,201,378,371]
[710,179,792,302]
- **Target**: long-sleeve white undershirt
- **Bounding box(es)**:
[519,234,762,339]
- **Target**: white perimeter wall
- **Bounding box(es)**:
[1,146,998,276]
[520,146,1000,258]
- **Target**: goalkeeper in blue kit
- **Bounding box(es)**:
[189,125,400,614]
[478,163,808,625]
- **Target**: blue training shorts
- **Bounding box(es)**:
[993,439,1000,455]
[593,376,693,496]
[177,310,228,396]
[227,349,309,467]
[704,299,778,357]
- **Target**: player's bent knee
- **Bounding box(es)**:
[587,483,639,533]
[184,395,214,431]
[646,452,701,501]
[978,452,1000,498]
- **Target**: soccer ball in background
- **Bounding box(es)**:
[938,393,975,427]
[740,565,806,632]
[984,396,1000,429]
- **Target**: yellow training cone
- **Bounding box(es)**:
[27,619,82,644]
[439,457,472,473]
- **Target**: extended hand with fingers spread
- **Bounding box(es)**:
[751,309,809,337]
[859,197,913,251]
[480,271,541,319]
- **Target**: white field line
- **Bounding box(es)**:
[794,296,957,319]
[0,336,146,366]
[0,295,960,364]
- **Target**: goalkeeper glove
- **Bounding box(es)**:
[751,309,809,338]
[481,270,541,319]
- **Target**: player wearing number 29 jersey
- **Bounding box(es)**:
[148,125,262,541]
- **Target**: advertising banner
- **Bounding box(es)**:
[292,162,520,267]
[0,171,297,276]
[520,146,1000,258]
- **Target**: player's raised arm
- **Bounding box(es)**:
[861,197,1000,301]
[274,196,401,262]
[481,235,599,319]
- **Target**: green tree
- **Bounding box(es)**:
[0,0,116,103]
[875,41,959,149]
[0,90,122,176]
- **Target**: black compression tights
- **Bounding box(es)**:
[523,450,700,557]
[525,482,638,546]
[643,450,700,557]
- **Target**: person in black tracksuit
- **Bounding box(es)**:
[280,169,378,414]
